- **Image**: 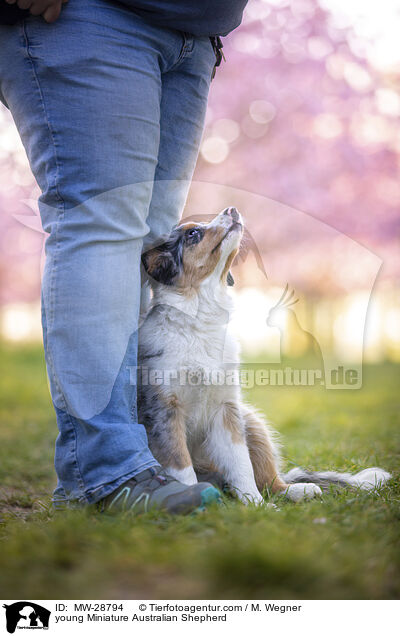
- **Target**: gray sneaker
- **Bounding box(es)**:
[97,467,222,515]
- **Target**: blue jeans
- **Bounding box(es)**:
[0,0,215,504]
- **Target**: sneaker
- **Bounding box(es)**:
[97,467,221,515]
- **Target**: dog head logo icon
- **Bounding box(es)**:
[3,602,50,634]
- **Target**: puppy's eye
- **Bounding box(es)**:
[185,228,203,243]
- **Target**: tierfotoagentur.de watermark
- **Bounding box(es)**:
[128,365,359,389]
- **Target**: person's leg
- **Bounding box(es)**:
[0,0,209,504]
[139,34,215,318]
[145,34,216,246]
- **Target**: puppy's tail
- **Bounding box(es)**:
[280,467,391,492]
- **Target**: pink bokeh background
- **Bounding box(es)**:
[0,0,399,357]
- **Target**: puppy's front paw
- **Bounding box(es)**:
[265,502,280,511]
[285,483,322,503]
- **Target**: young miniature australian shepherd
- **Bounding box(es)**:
[139,208,391,504]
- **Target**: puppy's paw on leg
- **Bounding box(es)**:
[285,483,322,503]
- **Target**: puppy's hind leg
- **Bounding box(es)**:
[242,405,288,495]
[243,406,322,502]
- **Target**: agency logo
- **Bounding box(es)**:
[3,602,50,634]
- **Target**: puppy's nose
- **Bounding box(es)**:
[224,207,239,222]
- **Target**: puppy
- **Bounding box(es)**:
[138,208,391,504]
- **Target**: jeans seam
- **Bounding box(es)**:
[22,21,86,496]
[21,23,64,205]
[21,21,63,331]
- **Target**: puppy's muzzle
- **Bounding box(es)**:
[223,206,240,224]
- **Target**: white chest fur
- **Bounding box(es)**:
[139,285,241,426]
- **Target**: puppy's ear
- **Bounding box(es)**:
[227,271,235,286]
[141,248,179,285]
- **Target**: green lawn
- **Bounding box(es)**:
[0,343,399,600]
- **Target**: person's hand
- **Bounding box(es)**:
[4,0,69,23]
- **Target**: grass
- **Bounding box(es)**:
[0,342,399,599]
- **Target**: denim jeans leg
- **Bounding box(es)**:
[146,35,216,244]
[0,0,216,505]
